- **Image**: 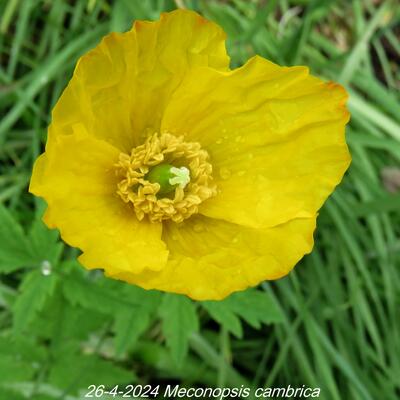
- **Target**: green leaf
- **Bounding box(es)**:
[0,335,46,394]
[0,334,46,363]
[0,282,17,308]
[226,289,284,328]
[28,202,63,266]
[0,356,36,383]
[114,311,150,356]
[48,354,134,394]
[0,203,33,273]
[0,382,79,400]
[13,270,57,334]
[0,200,62,275]
[203,289,283,335]
[159,294,199,366]
[114,286,161,356]
[59,303,108,343]
[202,301,243,338]
[0,387,27,400]
[62,263,140,315]
[29,290,108,356]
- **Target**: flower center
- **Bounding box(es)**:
[115,132,216,223]
[145,164,190,195]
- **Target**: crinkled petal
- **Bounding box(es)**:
[29,125,168,274]
[109,214,316,300]
[161,56,350,229]
[51,9,229,152]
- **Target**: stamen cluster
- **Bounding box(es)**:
[115,132,217,223]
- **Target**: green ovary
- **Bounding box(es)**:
[146,164,190,196]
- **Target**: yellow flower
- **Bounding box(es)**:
[30,9,350,300]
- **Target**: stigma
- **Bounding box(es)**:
[169,166,190,189]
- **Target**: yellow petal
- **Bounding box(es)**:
[161,56,350,229]
[109,215,316,300]
[29,125,168,274]
[51,9,229,152]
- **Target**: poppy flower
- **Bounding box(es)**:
[30,9,350,300]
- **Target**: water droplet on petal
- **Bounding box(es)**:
[41,260,52,276]
[216,138,223,144]
[235,135,243,143]
[232,235,239,244]
[193,223,204,233]
[257,174,266,182]
[219,167,231,180]
[237,170,245,177]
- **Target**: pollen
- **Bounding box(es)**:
[115,132,217,223]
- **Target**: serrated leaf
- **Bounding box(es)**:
[227,289,283,328]
[0,356,36,383]
[29,289,108,357]
[201,301,243,338]
[114,286,161,356]
[0,201,62,275]
[61,302,108,342]
[114,311,150,356]
[0,203,33,273]
[0,334,46,363]
[62,265,140,315]
[13,270,57,334]
[159,294,199,366]
[28,207,63,266]
[0,350,40,398]
[49,354,134,394]
[203,289,283,334]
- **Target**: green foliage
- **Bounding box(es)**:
[0,209,280,395]
[159,294,199,366]
[202,289,283,338]
[28,204,64,265]
[113,286,161,355]
[0,356,36,384]
[61,264,140,315]
[0,336,45,388]
[0,388,27,400]
[0,0,399,399]
[13,270,57,334]
[0,204,33,272]
[202,300,243,338]
[48,354,134,395]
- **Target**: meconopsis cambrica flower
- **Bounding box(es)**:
[30,10,350,300]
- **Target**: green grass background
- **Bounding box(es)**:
[0,0,399,399]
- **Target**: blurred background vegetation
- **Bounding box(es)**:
[0,0,399,399]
